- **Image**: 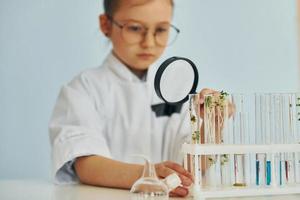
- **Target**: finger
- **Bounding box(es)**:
[156,164,176,178]
[163,162,193,186]
[169,187,189,197]
[177,174,193,186]
[199,88,219,104]
[164,161,194,181]
[228,102,236,117]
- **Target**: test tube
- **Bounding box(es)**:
[203,93,230,188]
[217,92,231,186]
[188,94,202,187]
[189,93,201,144]
[203,94,218,188]
[270,93,283,186]
[282,93,297,185]
[247,94,257,186]
[289,93,298,185]
[255,93,266,186]
[295,93,300,184]
[263,94,273,186]
[231,94,248,187]
[258,93,279,186]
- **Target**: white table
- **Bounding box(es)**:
[0,180,299,200]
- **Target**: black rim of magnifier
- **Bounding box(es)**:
[154,56,199,105]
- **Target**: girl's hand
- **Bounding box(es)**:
[198,88,235,119]
[198,88,219,119]
[155,161,193,197]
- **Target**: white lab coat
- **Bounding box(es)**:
[49,52,191,183]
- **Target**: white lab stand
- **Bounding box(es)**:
[182,143,300,200]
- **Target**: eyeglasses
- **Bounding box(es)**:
[108,16,180,47]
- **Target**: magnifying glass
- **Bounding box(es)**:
[154,57,199,104]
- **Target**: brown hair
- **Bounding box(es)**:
[103,0,174,17]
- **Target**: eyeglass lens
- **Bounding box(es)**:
[120,22,179,46]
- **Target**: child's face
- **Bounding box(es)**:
[105,0,173,72]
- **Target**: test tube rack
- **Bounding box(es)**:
[182,143,300,200]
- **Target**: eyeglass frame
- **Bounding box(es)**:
[106,15,180,47]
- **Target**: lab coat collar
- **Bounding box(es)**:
[105,52,152,83]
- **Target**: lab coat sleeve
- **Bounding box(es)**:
[49,73,111,184]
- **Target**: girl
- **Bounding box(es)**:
[49,0,215,197]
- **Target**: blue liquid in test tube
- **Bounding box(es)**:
[266,160,271,185]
